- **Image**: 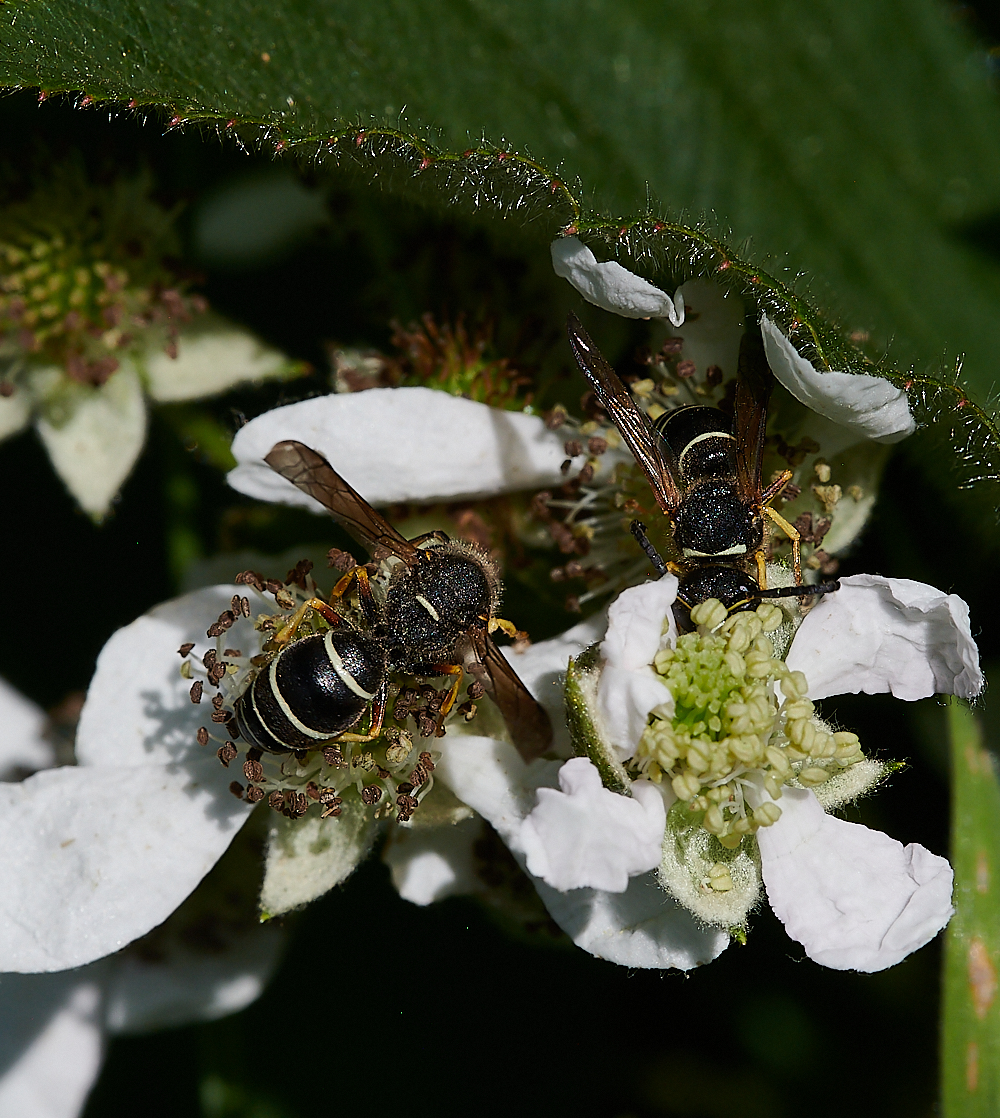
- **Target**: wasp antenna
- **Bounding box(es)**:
[751,580,840,600]
[630,520,669,577]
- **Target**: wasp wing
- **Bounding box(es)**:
[733,329,774,503]
[264,441,421,562]
[566,313,682,512]
[468,627,553,762]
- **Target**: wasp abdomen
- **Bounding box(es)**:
[654,406,736,482]
[234,630,386,754]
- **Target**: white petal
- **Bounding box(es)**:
[259,797,379,917]
[601,576,679,671]
[103,923,285,1034]
[0,676,55,779]
[437,737,727,969]
[536,872,728,969]
[75,585,259,768]
[787,574,982,701]
[436,736,561,852]
[758,788,953,971]
[597,666,673,760]
[383,817,484,905]
[227,389,568,508]
[551,237,684,323]
[35,365,147,517]
[597,577,677,757]
[502,613,608,754]
[0,762,251,973]
[760,316,915,444]
[521,758,665,892]
[143,315,296,402]
[4,583,260,972]
[0,971,104,1118]
[0,388,31,442]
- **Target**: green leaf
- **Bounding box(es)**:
[4,0,1000,503]
[942,700,1000,1116]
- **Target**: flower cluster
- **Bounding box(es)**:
[0,163,300,516]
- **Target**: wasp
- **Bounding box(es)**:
[235,440,553,762]
[566,312,838,629]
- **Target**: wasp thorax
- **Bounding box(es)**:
[630,599,864,850]
[673,480,761,560]
[385,545,495,667]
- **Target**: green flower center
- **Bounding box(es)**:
[632,598,862,850]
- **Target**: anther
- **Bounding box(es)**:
[217,742,238,767]
[178,642,195,657]
[229,781,245,799]
[246,785,264,804]
[323,745,345,767]
[189,681,203,704]
[196,726,209,746]
[235,570,265,592]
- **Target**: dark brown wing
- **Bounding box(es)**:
[566,313,682,512]
[264,441,421,563]
[733,329,774,503]
[469,627,553,762]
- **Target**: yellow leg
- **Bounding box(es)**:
[274,597,342,646]
[763,504,802,585]
[761,468,793,505]
[427,662,465,731]
[330,565,379,626]
[488,616,519,639]
[336,680,388,742]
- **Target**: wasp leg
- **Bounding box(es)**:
[337,679,389,742]
[424,662,466,734]
[488,616,519,638]
[755,547,768,590]
[631,520,669,576]
[762,504,802,586]
[761,468,794,505]
[330,564,381,627]
[273,597,343,646]
[407,530,452,547]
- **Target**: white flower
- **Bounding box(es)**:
[548,240,915,449]
[595,576,676,757]
[444,574,978,973]
[551,236,685,323]
[0,315,295,517]
[0,677,284,1118]
[760,315,915,444]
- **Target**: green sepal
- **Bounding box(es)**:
[259,791,380,919]
[564,647,631,796]
[659,801,761,933]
